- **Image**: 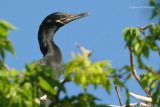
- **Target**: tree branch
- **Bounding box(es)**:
[144,65,160,74]
[138,23,154,31]
[128,48,140,84]
[138,23,154,38]
[129,92,152,103]
[128,47,149,95]
[107,103,149,107]
[75,42,93,56]
[3,62,10,72]
[114,84,123,106]
[138,23,160,56]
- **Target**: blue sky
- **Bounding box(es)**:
[0,0,158,106]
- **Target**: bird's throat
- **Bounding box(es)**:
[38,25,60,56]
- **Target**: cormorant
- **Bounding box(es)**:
[37,12,88,80]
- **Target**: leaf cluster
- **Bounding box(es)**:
[63,53,112,93]
[0,20,16,59]
[149,0,160,19]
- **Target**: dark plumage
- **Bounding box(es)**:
[37,12,88,80]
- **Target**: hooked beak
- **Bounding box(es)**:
[60,12,89,24]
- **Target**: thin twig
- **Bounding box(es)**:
[138,23,154,38]
[138,23,154,30]
[129,92,152,103]
[144,65,160,74]
[140,29,147,38]
[75,42,93,56]
[138,23,160,56]
[114,84,123,106]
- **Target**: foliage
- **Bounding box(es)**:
[0,20,16,59]
[64,53,112,93]
[149,0,160,19]
[122,15,160,107]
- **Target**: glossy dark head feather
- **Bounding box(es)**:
[40,12,89,27]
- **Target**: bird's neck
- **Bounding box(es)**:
[38,25,61,57]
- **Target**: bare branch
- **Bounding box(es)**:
[129,92,152,103]
[114,84,123,106]
[75,42,93,56]
[128,48,140,84]
[123,103,149,107]
[144,65,160,74]
[3,62,10,72]
[107,103,149,107]
[128,48,149,95]
[138,23,154,31]
[138,23,160,56]
[106,105,121,107]
[138,23,154,38]
[140,29,147,38]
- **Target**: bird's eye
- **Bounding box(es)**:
[61,15,66,18]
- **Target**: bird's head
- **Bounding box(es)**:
[40,12,89,27]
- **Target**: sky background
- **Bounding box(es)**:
[0,0,159,106]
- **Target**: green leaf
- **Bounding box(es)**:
[123,27,133,46]
[142,44,149,58]
[125,74,132,81]
[140,74,148,89]
[149,0,155,6]
[151,7,158,19]
[105,80,111,94]
[119,65,132,72]
[0,20,17,30]
[150,80,156,91]
[134,28,140,37]
[152,86,160,105]
[0,20,16,59]
[134,41,141,55]
[5,40,15,55]
[0,25,8,37]
[137,57,144,69]
[10,69,18,77]
[114,79,125,87]
[123,27,140,47]
[150,24,160,40]
[0,50,5,59]
[38,77,56,95]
